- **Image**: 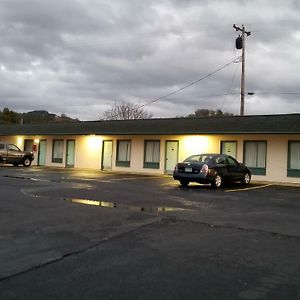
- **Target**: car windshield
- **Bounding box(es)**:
[183,154,215,163]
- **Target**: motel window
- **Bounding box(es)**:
[144,140,160,169]
[244,141,267,175]
[52,139,64,163]
[116,140,131,167]
[24,139,33,152]
[288,141,300,177]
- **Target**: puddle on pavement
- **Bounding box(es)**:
[2,174,95,184]
[2,175,50,182]
[65,197,187,213]
[2,174,117,184]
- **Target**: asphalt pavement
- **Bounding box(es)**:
[0,166,300,300]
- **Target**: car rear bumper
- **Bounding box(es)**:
[173,171,212,183]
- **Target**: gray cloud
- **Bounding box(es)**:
[0,0,299,120]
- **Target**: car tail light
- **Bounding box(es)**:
[200,164,209,176]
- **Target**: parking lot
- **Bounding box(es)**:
[0,166,300,299]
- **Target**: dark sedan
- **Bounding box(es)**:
[173,153,251,188]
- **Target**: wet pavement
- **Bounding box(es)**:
[0,166,300,299]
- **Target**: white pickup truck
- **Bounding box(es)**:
[0,142,34,167]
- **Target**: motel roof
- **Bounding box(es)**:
[0,113,299,136]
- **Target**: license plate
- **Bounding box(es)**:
[185,167,193,172]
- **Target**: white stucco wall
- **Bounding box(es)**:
[1,133,300,184]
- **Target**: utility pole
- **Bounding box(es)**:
[233,24,251,116]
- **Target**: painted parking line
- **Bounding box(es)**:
[66,198,187,212]
[225,184,273,193]
[160,182,208,187]
[161,182,273,191]
[160,181,180,186]
[110,176,162,181]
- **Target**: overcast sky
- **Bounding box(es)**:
[0,0,299,120]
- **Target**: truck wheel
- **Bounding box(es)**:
[23,157,32,167]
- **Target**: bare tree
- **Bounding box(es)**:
[101,101,153,120]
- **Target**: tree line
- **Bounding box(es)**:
[0,108,79,124]
[0,103,234,124]
[100,102,234,120]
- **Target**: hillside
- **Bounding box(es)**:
[0,108,80,124]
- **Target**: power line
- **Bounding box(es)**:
[138,57,241,109]
[200,93,239,98]
[256,92,300,95]
[191,91,300,103]
[220,58,240,110]
[195,91,300,99]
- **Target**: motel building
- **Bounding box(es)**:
[0,113,300,185]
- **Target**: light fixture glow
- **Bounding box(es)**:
[181,135,211,157]
[16,137,23,148]
[86,135,102,149]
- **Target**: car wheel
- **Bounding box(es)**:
[180,180,189,187]
[241,172,251,185]
[212,174,222,188]
[23,157,32,167]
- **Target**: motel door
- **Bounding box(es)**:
[38,140,46,166]
[165,141,179,174]
[66,140,75,168]
[102,140,113,170]
[24,139,34,152]
[221,141,237,159]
